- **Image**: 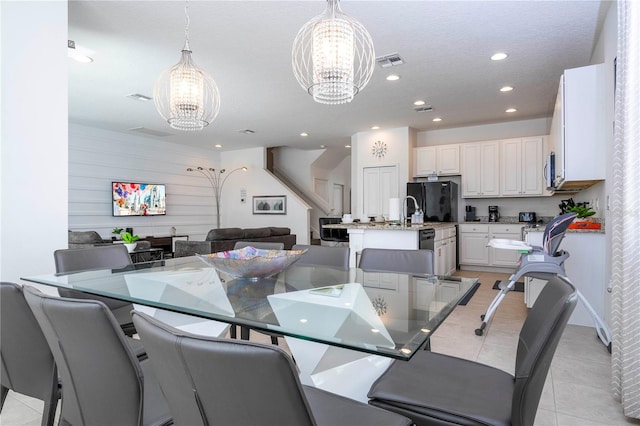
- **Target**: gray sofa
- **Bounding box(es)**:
[68,231,113,249]
[174,227,296,258]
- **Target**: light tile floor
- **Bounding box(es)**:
[2,271,639,425]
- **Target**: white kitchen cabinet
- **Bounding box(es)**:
[461,142,500,197]
[414,145,460,176]
[458,224,489,265]
[362,166,398,217]
[550,64,606,191]
[459,223,522,268]
[434,225,457,275]
[501,137,544,196]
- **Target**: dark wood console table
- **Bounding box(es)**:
[139,235,188,257]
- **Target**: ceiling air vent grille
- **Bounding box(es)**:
[414,105,433,112]
[376,53,405,68]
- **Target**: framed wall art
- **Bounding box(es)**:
[252,195,286,214]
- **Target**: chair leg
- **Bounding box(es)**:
[240,326,250,340]
[0,385,9,411]
[41,367,59,426]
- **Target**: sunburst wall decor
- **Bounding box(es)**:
[372,140,387,158]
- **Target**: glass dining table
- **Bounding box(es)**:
[23,256,478,401]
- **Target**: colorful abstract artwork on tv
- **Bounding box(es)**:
[112,182,166,216]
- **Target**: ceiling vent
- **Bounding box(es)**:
[237,129,256,135]
[376,53,405,68]
[414,105,433,112]
[129,127,172,137]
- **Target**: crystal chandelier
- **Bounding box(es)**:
[153,3,220,131]
[292,0,375,105]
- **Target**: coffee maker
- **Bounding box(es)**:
[488,206,500,222]
[465,205,476,221]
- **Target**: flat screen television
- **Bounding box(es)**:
[112,182,166,216]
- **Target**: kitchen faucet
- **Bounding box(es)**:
[402,195,421,224]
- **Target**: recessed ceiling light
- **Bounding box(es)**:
[386,74,400,81]
[214,144,222,148]
[432,117,442,122]
[505,108,517,113]
[491,52,508,61]
[413,100,426,106]
[300,132,308,137]
[345,145,351,148]
[500,86,514,92]
[320,145,326,148]
[371,126,380,130]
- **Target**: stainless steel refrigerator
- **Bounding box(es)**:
[406,181,458,222]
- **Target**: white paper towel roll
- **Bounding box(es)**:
[388,198,400,221]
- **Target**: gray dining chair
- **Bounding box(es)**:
[292,244,350,270]
[367,276,577,426]
[233,241,285,250]
[132,310,411,426]
[23,286,173,426]
[54,245,138,337]
[359,248,434,275]
[1,282,60,426]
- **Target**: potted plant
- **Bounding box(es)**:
[112,227,123,240]
[567,205,600,229]
[121,231,140,252]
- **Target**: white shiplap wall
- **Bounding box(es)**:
[69,123,221,241]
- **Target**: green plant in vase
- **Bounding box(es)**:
[121,231,140,252]
[112,227,123,240]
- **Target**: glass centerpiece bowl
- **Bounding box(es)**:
[197,246,307,279]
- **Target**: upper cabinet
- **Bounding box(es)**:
[501,136,544,196]
[550,64,606,191]
[461,136,546,198]
[414,144,460,176]
[461,141,500,197]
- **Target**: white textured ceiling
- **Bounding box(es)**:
[68,0,609,151]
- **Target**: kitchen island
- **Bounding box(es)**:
[323,222,456,269]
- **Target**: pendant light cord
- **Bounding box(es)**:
[183,0,191,51]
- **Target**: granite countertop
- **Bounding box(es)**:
[323,221,456,231]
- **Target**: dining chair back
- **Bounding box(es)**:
[132,311,411,426]
[54,245,137,336]
[359,248,434,275]
[23,286,172,426]
[368,276,577,426]
[292,244,350,270]
[1,282,59,426]
[233,241,285,250]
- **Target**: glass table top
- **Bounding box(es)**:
[22,256,478,360]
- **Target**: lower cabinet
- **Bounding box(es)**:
[434,226,457,275]
[458,224,522,268]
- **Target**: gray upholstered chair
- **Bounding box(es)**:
[54,245,138,337]
[367,276,577,426]
[292,244,350,270]
[132,311,411,426]
[23,286,172,426]
[233,241,285,250]
[359,248,434,275]
[1,282,59,426]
